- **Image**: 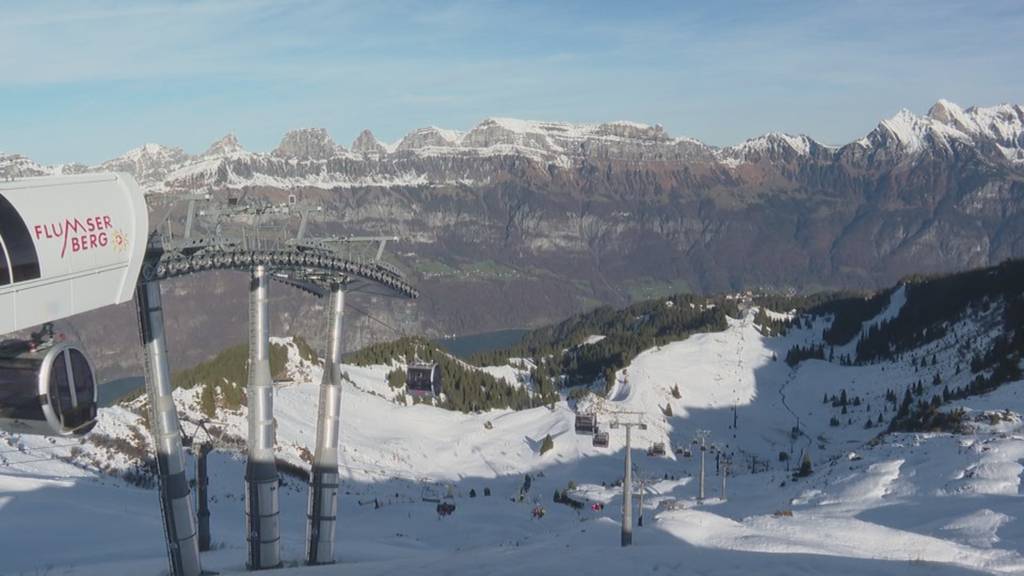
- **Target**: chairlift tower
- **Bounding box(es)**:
[695,429,710,502]
[136,190,417,573]
[245,264,281,570]
[720,454,730,501]
[306,283,345,565]
[0,176,420,576]
[136,278,202,576]
[608,411,646,547]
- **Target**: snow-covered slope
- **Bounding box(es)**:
[4,296,1024,575]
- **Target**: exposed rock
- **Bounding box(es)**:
[352,129,388,154]
[7,101,1024,380]
[395,127,463,151]
[273,128,343,159]
[203,133,246,158]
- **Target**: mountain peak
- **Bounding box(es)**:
[273,127,343,159]
[204,133,246,157]
[396,126,465,151]
[927,99,965,124]
[352,129,388,154]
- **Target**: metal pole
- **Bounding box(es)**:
[637,478,645,527]
[246,265,281,570]
[184,198,196,240]
[622,425,632,547]
[307,285,345,565]
[721,461,727,501]
[136,280,202,576]
[196,443,211,552]
[699,436,706,502]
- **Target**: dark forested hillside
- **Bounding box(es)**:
[785,260,1024,432]
[471,294,739,387]
[348,337,541,412]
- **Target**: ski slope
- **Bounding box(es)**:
[2,306,1024,575]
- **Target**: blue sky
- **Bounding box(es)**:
[1,0,1022,165]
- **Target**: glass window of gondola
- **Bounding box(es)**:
[575,413,596,434]
[406,363,439,395]
[50,351,73,418]
[63,349,95,429]
[0,194,41,283]
[69,349,94,404]
[0,354,42,421]
[0,236,10,285]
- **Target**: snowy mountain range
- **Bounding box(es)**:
[3,100,1022,192]
[9,100,1024,383]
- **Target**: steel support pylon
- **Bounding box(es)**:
[196,443,211,552]
[136,280,202,576]
[245,265,281,570]
[622,425,633,547]
[306,285,345,565]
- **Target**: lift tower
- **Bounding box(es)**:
[139,191,417,573]
[245,264,281,570]
[306,283,345,565]
[136,277,202,576]
[608,411,646,547]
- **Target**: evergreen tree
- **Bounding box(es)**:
[897,388,913,420]
[540,434,555,455]
[387,368,406,389]
[200,383,216,418]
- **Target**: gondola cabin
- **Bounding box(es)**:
[647,442,667,457]
[575,413,597,435]
[0,334,98,436]
[406,362,441,397]
[592,430,609,448]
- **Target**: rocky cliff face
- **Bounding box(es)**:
[273,128,344,159]
[5,100,1024,378]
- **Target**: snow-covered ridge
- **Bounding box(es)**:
[865,99,1024,162]
[4,100,1022,192]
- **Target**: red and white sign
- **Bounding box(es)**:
[0,173,147,335]
[33,215,124,257]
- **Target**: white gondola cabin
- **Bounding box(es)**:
[592,430,609,448]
